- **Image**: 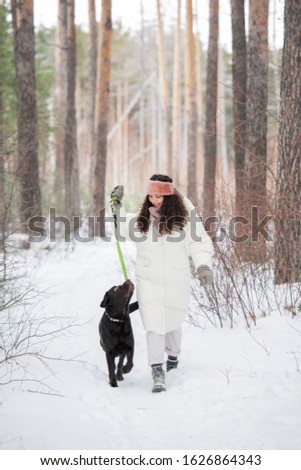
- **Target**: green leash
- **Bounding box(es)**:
[115,228,128,280]
[112,195,128,280]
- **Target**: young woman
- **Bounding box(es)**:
[111,174,213,393]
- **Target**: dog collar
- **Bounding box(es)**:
[105,312,125,323]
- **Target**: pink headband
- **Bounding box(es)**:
[146,180,174,196]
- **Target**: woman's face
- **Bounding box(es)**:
[149,194,164,209]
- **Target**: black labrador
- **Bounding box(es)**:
[99,279,139,387]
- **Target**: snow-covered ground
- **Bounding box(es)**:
[1,237,301,450]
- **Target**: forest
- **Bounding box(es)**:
[0,0,299,274]
[0,0,301,452]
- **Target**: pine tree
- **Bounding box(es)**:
[245,0,269,262]
[156,0,171,175]
[0,3,5,246]
[171,0,181,186]
[11,0,41,228]
[64,0,80,222]
[88,0,97,200]
[274,0,301,284]
[54,0,68,196]
[93,0,112,236]
[203,0,219,219]
[186,0,197,205]
[231,0,247,217]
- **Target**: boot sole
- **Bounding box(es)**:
[152,386,166,393]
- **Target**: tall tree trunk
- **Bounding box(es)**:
[0,3,5,246]
[151,79,158,174]
[88,0,97,206]
[93,0,112,237]
[54,0,67,198]
[216,46,228,182]
[11,0,41,228]
[0,90,3,231]
[123,80,129,188]
[195,32,204,198]
[139,0,145,181]
[64,0,80,221]
[274,0,301,284]
[203,0,219,220]
[171,0,181,186]
[245,0,269,262]
[231,0,247,218]
[156,0,171,175]
[116,82,123,182]
[186,0,198,205]
[270,0,280,183]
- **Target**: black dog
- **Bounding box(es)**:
[99,279,139,387]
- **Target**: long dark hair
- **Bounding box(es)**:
[136,174,188,234]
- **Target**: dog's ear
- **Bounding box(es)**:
[100,292,108,308]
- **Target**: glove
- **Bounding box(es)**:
[110,185,124,215]
[111,185,124,203]
[197,265,213,287]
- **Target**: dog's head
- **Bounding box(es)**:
[100,279,134,319]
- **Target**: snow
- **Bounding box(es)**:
[1,236,301,450]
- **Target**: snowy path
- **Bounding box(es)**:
[1,240,301,450]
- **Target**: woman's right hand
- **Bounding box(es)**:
[110,185,124,215]
[110,185,124,202]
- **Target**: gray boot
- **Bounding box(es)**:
[152,366,166,393]
[166,358,178,372]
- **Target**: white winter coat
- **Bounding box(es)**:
[116,198,214,335]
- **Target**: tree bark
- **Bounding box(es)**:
[216,46,228,181]
[274,0,301,284]
[231,0,247,218]
[0,80,4,254]
[139,0,145,181]
[171,0,181,187]
[88,0,97,206]
[93,0,112,237]
[156,0,171,175]
[64,0,80,222]
[0,4,5,245]
[11,0,41,228]
[54,0,68,197]
[0,94,3,230]
[203,0,219,219]
[195,32,204,198]
[245,0,269,263]
[186,0,198,205]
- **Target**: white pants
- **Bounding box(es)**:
[146,327,182,366]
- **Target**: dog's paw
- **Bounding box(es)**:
[117,371,124,381]
[110,378,118,387]
[122,363,133,374]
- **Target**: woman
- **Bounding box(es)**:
[111,174,214,393]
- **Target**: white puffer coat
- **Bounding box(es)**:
[116,198,214,335]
